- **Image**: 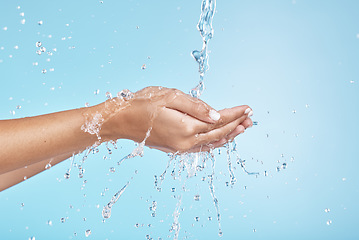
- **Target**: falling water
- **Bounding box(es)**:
[190,0,216,98]
[207,150,223,236]
[102,181,130,219]
[117,127,152,166]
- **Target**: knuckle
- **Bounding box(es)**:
[242,104,250,110]
[182,124,195,136]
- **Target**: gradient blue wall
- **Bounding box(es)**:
[0,0,358,239]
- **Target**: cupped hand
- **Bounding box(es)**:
[99,87,253,153]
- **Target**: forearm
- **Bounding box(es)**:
[0,104,102,175]
[0,87,252,192]
[0,152,73,192]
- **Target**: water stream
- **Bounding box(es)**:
[190,0,216,98]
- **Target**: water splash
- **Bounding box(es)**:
[225,143,237,186]
[170,195,182,240]
[81,112,104,141]
[190,0,216,98]
[117,127,152,166]
[64,154,75,179]
[207,150,222,236]
[155,153,178,189]
[85,229,92,237]
[236,158,260,176]
[102,181,130,219]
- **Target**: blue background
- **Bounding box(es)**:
[0,0,358,239]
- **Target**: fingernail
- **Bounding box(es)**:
[248,110,253,117]
[209,109,221,121]
[244,108,251,114]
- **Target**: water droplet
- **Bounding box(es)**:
[117,89,134,100]
[324,208,331,213]
[16,105,21,109]
[60,217,66,223]
[109,167,115,173]
[38,20,43,25]
[105,91,112,99]
[40,46,46,52]
[21,19,26,24]
[20,12,24,17]
[64,171,70,179]
[264,171,268,176]
[171,187,176,192]
[21,203,24,207]
[36,50,41,55]
[326,220,332,225]
[141,64,146,70]
[218,231,223,237]
[253,229,256,232]
[23,176,27,180]
[83,217,86,221]
[282,163,287,169]
[28,237,35,240]
[194,194,200,201]
[14,45,19,50]
[45,163,51,170]
[253,121,258,126]
[85,229,91,237]
[42,69,47,74]
[94,89,100,95]
[3,26,8,31]
[195,216,199,222]
[208,216,212,221]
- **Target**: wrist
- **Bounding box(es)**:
[84,98,128,143]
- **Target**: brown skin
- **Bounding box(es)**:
[0,87,252,191]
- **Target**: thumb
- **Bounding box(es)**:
[166,90,220,124]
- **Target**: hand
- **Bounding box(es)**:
[98,87,253,153]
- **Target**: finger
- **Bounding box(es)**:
[241,117,253,129]
[194,109,249,133]
[207,138,228,149]
[188,138,228,153]
[195,117,242,145]
[225,116,254,141]
[216,105,252,127]
[166,90,220,124]
[226,125,245,141]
